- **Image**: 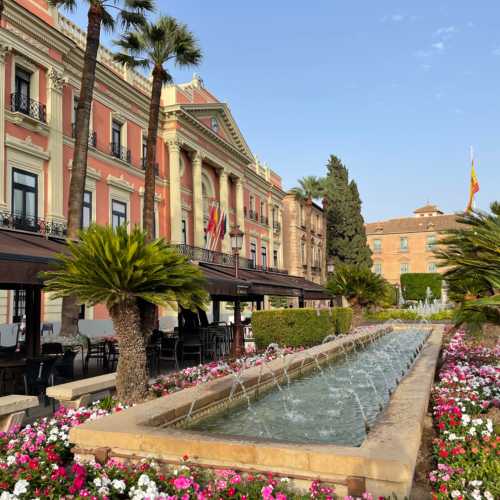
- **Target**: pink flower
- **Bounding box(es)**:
[174,476,192,490]
[261,484,274,499]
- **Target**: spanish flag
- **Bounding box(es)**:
[466,157,480,212]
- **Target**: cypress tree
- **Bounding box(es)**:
[324,155,372,267]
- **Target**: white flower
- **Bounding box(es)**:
[470,489,482,500]
[112,479,126,493]
[6,455,15,466]
[484,491,494,500]
[451,491,462,498]
[469,480,483,487]
[13,479,29,496]
[0,492,15,500]
[137,474,151,487]
[93,477,102,488]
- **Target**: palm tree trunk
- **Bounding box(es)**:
[140,66,164,348]
[60,5,103,337]
[110,300,149,405]
[306,197,313,282]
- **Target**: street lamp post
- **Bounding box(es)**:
[230,225,244,358]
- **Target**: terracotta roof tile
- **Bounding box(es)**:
[365,214,461,235]
[413,204,443,214]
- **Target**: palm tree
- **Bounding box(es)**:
[48,0,154,336]
[435,203,500,332]
[290,176,324,281]
[114,16,202,241]
[43,225,208,404]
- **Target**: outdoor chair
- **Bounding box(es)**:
[40,323,54,337]
[54,349,78,381]
[181,333,202,366]
[106,342,119,372]
[83,336,107,375]
[23,357,57,403]
[158,336,179,371]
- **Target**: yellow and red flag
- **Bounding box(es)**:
[466,155,480,212]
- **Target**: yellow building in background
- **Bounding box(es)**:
[365,204,461,284]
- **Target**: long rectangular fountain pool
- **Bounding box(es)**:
[188,329,429,446]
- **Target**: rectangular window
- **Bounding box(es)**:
[373,263,382,275]
[181,219,187,245]
[426,234,437,250]
[301,241,306,264]
[111,121,122,154]
[273,249,278,268]
[428,262,437,273]
[400,237,408,251]
[111,200,127,229]
[12,169,37,227]
[13,290,26,324]
[249,196,255,211]
[261,246,267,269]
[400,262,410,274]
[373,239,382,253]
[14,67,31,114]
[250,241,257,267]
[82,190,92,229]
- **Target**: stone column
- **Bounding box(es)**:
[0,45,9,209]
[47,67,65,223]
[168,139,182,243]
[219,168,230,253]
[192,151,204,248]
[235,176,245,255]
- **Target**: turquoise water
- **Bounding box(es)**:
[190,330,428,446]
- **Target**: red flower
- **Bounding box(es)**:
[439,484,447,493]
[437,422,445,430]
[228,487,236,496]
[439,449,449,458]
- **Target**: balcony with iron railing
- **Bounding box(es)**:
[72,123,97,147]
[141,158,160,177]
[174,244,288,275]
[259,214,269,226]
[110,142,131,163]
[0,209,67,239]
[10,93,46,123]
[244,208,259,222]
[273,221,281,233]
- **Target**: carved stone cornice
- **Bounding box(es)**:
[0,44,11,64]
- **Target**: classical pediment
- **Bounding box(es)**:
[179,103,253,159]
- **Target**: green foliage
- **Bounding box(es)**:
[252,308,351,348]
[114,15,202,84]
[327,263,389,309]
[400,273,442,301]
[381,284,398,307]
[435,202,500,330]
[43,225,208,310]
[335,307,353,334]
[364,309,454,321]
[290,176,324,201]
[96,395,117,411]
[323,155,372,267]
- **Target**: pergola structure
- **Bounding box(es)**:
[0,229,67,357]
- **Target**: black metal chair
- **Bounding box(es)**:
[106,342,119,372]
[54,349,77,381]
[83,336,107,375]
[23,357,57,402]
[41,323,54,337]
[158,336,179,371]
[181,333,202,366]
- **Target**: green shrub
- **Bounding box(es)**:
[252,308,344,348]
[335,307,353,334]
[364,309,419,321]
[400,273,442,301]
[428,309,455,321]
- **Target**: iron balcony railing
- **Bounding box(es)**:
[246,209,258,222]
[0,210,67,239]
[174,244,288,275]
[273,221,281,233]
[260,214,269,226]
[10,93,46,123]
[72,123,97,147]
[110,142,131,163]
[141,158,160,176]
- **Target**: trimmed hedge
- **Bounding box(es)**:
[400,272,442,301]
[364,308,455,322]
[335,307,353,334]
[252,307,352,349]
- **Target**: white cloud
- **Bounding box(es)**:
[433,26,456,40]
[381,13,406,23]
[492,47,500,56]
[432,42,445,51]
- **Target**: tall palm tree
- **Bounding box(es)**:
[435,203,500,331]
[114,15,202,241]
[49,0,154,336]
[291,176,324,281]
[43,225,208,404]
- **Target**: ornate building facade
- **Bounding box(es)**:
[365,204,461,285]
[0,0,286,323]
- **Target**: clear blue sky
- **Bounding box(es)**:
[64,1,500,222]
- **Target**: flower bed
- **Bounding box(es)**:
[429,328,500,500]
[0,348,381,499]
